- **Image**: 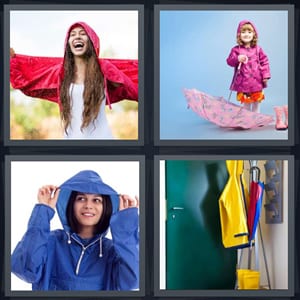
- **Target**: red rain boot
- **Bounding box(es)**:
[282,105,288,128]
[274,106,287,130]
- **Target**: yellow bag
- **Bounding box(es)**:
[219,160,249,248]
[237,269,260,289]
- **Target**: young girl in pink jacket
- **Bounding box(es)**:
[227,20,287,130]
[226,20,271,114]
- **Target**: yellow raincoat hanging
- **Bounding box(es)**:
[219,160,249,248]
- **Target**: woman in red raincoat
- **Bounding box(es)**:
[10,21,138,139]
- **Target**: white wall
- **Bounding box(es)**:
[259,160,288,289]
[159,161,166,289]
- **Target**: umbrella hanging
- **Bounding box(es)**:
[235,162,263,290]
[247,166,264,242]
[183,88,274,129]
[248,180,264,241]
[235,161,271,290]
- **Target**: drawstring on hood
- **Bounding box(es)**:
[71,234,105,275]
[66,232,72,244]
[99,236,103,258]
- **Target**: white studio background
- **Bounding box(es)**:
[10,160,140,291]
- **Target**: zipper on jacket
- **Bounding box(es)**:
[72,235,102,276]
[76,248,85,275]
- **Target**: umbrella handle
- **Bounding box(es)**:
[228,62,242,102]
[250,166,261,182]
[249,160,260,182]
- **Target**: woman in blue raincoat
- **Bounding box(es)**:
[11,170,139,291]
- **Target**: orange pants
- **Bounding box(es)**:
[237,91,264,104]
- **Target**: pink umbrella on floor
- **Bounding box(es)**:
[183,88,274,129]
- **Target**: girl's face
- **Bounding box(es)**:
[73,193,103,229]
[240,28,254,45]
[68,26,89,56]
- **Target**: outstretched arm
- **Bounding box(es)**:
[10,49,63,103]
[100,59,138,106]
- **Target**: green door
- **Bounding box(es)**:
[166,160,236,289]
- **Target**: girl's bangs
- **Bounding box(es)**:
[240,24,254,32]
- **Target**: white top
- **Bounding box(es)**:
[64,83,114,139]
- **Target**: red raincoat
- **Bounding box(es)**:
[10,22,138,110]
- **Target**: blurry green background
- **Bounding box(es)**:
[10,87,138,140]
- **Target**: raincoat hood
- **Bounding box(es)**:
[65,21,100,57]
[56,170,119,233]
[237,20,258,39]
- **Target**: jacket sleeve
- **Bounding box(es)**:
[100,59,138,106]
[11,204,55,284]
[109,207,139,290]
[226,47,239,67]
[10,54,63,103]
[258,47,271,79]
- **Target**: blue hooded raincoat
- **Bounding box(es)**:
[11,170,139,291]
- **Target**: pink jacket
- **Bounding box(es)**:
[226,20,271,93]
[10,22,138,110]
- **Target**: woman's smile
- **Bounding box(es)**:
[69,26,89,56]
[74,193,104,227]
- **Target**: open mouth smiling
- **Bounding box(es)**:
[73,41,84,49]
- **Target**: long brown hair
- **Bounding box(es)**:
[59,39,105,134]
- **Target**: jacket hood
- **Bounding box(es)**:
[56,170,119,233]
[64,21,100,57]
[237,20,258,39]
